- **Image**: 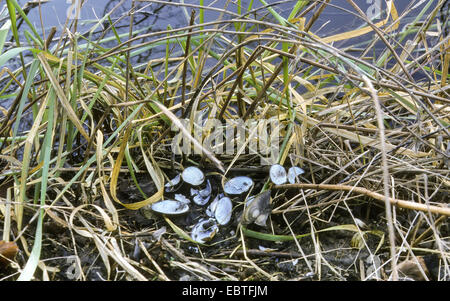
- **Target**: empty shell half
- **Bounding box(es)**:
[224,176,254,195]
[270,164,287,185]
[181,166,205,186]
[164,174,182,192]
[191,218,219,244]
[206,193,224,217]
[207,196,232,225]
[241,190,271,227]
[287,167,305,184]
[151,200,190,215]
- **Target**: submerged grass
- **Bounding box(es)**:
[0,0,449,281]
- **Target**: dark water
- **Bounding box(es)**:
[0,0,435,110]
[16,0,431,45]
[20,1,430,35]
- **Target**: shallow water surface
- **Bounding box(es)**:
[0,0,433,110]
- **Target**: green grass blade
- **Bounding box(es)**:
[0,47,32,67]
[11,60,40,146]
[258,0,287,26]
[9,0,44,46]
[0,20,11,55]
[288,1,310,20]
[17,88,55,281]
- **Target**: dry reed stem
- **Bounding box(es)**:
[362,74,397,280]
[275,183,450,217]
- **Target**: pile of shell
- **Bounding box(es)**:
[146,164,304,244]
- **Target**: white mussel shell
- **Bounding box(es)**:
[224,176,254,195]
[174,194,191,204]
[241,190,271,226]
[151,200,189,215]
[165,174,181,192]
[191,218,219,244]
[287,166,305,184]
[181,166,205,186]
[270,164,287,185]
[214,196,232,225]
[206,193,223,217]
[254,213,270,227]
[191,179,212,206]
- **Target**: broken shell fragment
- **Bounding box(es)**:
[181,166,205,186]
[190,179,212,206]
[224,176,253,195]
[287,167,305,184]
[165,174,182,192]
[207,195,232,225]
[270,164,287,185]
[174,194,191,204]
[191,218,219,244]
[241,190,271,227]
[151,200,190,215]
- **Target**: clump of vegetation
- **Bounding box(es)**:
[0,0,448,281]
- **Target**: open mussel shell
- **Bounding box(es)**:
[151,200,190,215]
[224,176,254,195]
[241,190,271,227]
[191,218,219,244]
[287,167,305,184]
[270,164,287,185]
[181,166,205,186]
[206,193,223,217]
[207,195,232,225]
[165,174,182,192]
[191,179,212,206]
